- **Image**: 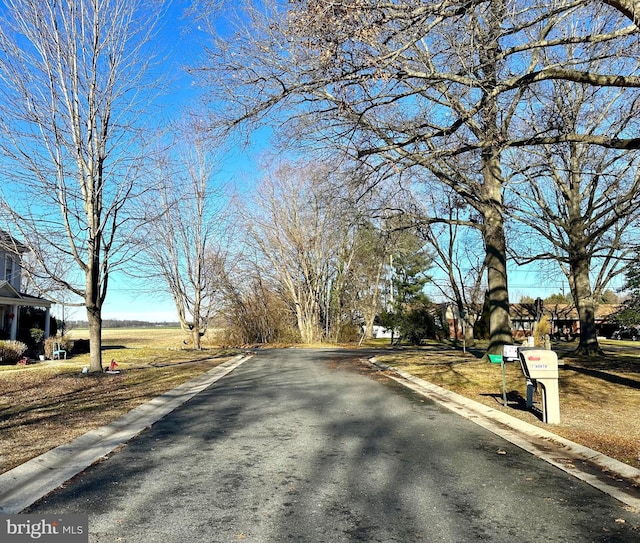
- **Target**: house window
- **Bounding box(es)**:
[5,255,14,284]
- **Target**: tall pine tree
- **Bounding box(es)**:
[379,236,441,345]
[617,256,640,326]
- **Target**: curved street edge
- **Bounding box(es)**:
[367,357,640,511]
[0,353,254,515]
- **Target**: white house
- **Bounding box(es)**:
[0,231,53,341]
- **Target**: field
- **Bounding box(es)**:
[1,330,639,476]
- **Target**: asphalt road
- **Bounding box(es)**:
[25,349,640,542]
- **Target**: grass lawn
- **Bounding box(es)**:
[1,330,639,476]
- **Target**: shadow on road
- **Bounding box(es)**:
[24,349,640,542]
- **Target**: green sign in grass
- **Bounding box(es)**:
[488,354,503,364]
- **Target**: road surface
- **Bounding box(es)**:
[25,349,640,542]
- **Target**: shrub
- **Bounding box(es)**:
[0,340,28,365]
[533,315,552,347]
[334,323,362,343]
[30,327,45,346]
[70,338,90,355]
[400,305,443,345]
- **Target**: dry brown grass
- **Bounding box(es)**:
[0,327,241,474]
[375,340,640,469]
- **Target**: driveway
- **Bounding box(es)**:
[25,349,640,542]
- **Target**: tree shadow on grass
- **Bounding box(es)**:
[562,364,640,390]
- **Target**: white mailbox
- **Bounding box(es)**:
[520,349,558,379]
[518,348,560,424]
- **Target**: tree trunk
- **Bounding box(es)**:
[569,251,602,356]
[463,315,476,347]
[363,260,384,340]
[192,292,203,350]
[481,153,513,355]
[86,250,103,373]
[300,319,314,344]
[362,295,377,340]
[86,305,103,373]
[296,301,318,344]
[192,327,202,350]
[478,0,512,356]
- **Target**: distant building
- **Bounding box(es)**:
[510,302,619,340]
[371,325,395,339]
[440,301,619,340]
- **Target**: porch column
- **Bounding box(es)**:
[44,308,51,339]
[10,304,18,341]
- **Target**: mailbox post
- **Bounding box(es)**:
[518,348,560,424]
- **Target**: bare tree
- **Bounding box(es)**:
[195,0,640,354]
[416,188,487,346]
[347,221,392,342]
[218,261,298,345]
[330,211,417,343]
[0,0,167,372]
[506,76,640,355]
[245,160,361,344]
[138,118,229,350]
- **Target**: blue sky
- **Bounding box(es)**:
[44,2,264,324]
[96,3,279,323]
[32,1,627,324]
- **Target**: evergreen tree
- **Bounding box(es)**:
[380,239,441,345]
[616,258,640,325]
[544,293,573,305]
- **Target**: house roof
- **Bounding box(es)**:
[510,303,619,321]
[0,229,28,254]
[0,281,53,308]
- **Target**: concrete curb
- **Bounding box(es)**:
[0,354,252,514]
[368,358,640,510]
